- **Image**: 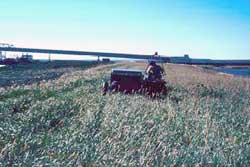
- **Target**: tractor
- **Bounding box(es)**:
[102,68,169,97]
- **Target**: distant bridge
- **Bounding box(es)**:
[0,47,169,62]
[1,46,250,65]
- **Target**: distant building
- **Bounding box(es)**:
[18,54,33,63]
[184,54,189,59]
[102,58,111,62]
[21,54,33,61]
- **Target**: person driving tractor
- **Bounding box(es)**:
[146,60,164,81]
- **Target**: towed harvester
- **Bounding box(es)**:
[102,68,169,97]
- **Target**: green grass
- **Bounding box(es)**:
[0,61,100,87]
[0,62,249,166]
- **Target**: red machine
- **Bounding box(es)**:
[102,68,168,97]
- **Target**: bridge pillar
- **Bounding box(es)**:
[49,53,51,62]
[0,51,6,60]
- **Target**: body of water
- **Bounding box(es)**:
[214,67,250,77]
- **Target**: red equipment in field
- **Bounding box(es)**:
[102,68,168,97]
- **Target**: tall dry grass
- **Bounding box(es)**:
[0,62,249,166]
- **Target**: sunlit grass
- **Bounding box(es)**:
[0,62,249,166]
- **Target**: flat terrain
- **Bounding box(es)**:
[0,61,99,87]
[0,62,249,166]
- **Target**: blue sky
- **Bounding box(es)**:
[1,0,250,59]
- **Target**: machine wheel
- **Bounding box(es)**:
[102,81,109,96]
[110,81,119,92]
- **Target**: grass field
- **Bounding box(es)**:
[0,61,99,87]
[0,62,249,166]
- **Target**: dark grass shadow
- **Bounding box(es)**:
[0,61,102,87]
